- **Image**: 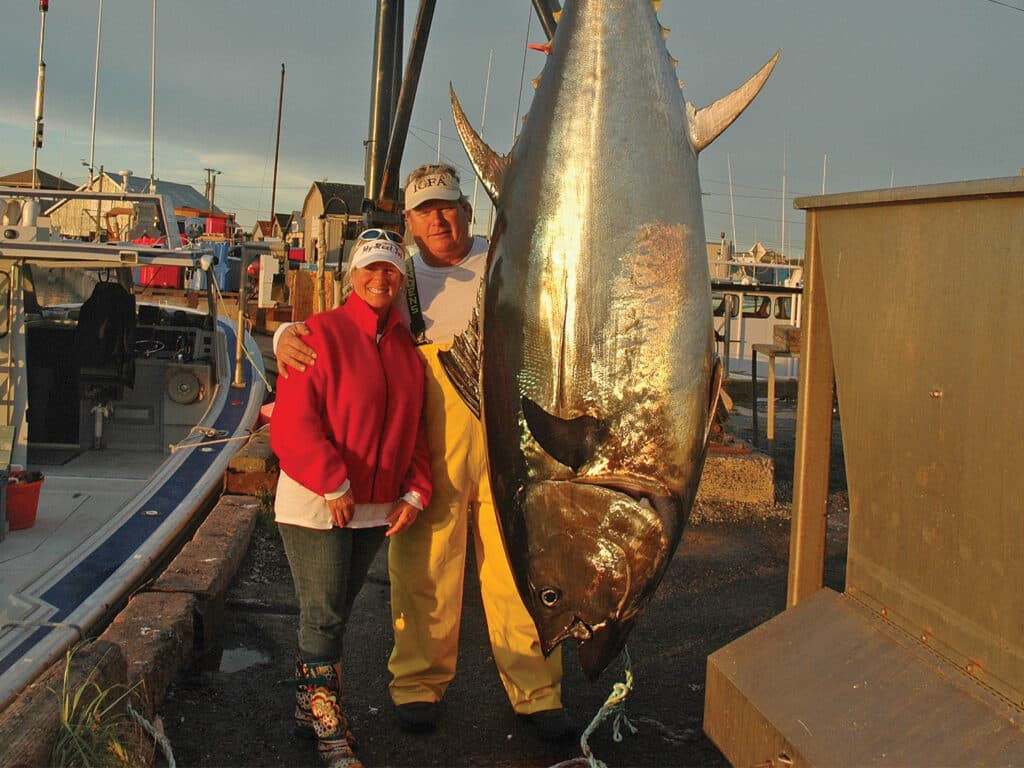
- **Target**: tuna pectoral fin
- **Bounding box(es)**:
[451,84,509,207]
[522,397,608,472]
[704,356,724,447]
[688,50,781,153]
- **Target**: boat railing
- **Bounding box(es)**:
[1,185,181,250]
[711,278,803,380]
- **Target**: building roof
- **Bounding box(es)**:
[253,220,274,238]
[118,173,223,214]
[311,181,365,216]
[0,169,77,190]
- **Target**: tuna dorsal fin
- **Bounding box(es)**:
[688,50,781,154]
[521,397,609,472]
[450,84,508,207]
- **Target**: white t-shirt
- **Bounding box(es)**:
[408,236,488,345]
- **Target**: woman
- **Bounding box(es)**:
[270,231,431,768]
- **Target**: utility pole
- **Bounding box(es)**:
[204,167,220,211]
[270,63,285,222]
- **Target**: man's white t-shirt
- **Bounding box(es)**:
[408,235,487,345]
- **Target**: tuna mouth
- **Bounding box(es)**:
[544,617,595,654]
[570,474,668,506]
[545,616,634,682]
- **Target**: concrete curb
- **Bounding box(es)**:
[0,494,262,767]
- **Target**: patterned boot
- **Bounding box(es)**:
[294,659,356,746]
[296,659,363,768]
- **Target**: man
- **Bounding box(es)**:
[274,163,571,741]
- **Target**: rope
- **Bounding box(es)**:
[549,646,639,768]
[168,426,250,454]
[0,620,83,636]
[127,703,176,768]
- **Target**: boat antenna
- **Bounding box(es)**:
[270,63,285,223]
[31,0,50,190]
[728,154,737,251]
[780,137,787,258]
[148,0,156,193]
[89,0,103,186]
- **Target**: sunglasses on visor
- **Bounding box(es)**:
[358,228,403,244]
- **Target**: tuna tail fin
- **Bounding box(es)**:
[451,83,509,206]
[687,50,781,153]
[521,397,609,473]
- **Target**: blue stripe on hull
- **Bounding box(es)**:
[0,320,260,687]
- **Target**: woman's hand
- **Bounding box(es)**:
[277,323,316,377]
[327,489,355,528]
[385,500,419,537]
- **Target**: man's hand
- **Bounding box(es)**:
[277,323,317,378]
[327,489,355,528]
[385,501,419,537]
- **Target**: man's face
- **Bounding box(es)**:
[404,198,473,267]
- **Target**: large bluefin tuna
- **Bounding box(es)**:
[445,0,778,679]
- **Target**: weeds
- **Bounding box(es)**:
[49,645,141,768]
[255,486,277,536]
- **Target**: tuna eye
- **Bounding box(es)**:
[539,587,561,607]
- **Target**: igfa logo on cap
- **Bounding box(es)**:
[410,173,456,193]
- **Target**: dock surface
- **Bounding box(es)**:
[154,382,848,767]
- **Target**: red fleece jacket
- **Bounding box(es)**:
[270,295,431,507]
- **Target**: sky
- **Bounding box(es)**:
[1,0,1022,259]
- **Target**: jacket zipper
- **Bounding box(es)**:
[369,330,389,499]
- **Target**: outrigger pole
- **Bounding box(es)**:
[31,0,50,190]
[362,0,560,226]
[375,0,437,217]
[530,0,560,41]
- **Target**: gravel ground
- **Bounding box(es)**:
[157,394,848,768]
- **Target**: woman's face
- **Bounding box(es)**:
[351,262,403,314]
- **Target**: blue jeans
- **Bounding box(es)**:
[277,523,387,662]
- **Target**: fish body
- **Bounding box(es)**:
[451,0,777,679]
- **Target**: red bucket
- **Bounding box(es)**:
[6,472,44,530]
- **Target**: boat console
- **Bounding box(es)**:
[26,303,218,456]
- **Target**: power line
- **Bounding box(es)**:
[985,0,1024,11]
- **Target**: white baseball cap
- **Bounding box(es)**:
[349,238,405,272]
[404,169,463,210]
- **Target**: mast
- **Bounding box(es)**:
[31,0,50,190]
[470,49,494,237]
[270,63,285,222]
[148,0,156,192]
[88,0,103,186]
